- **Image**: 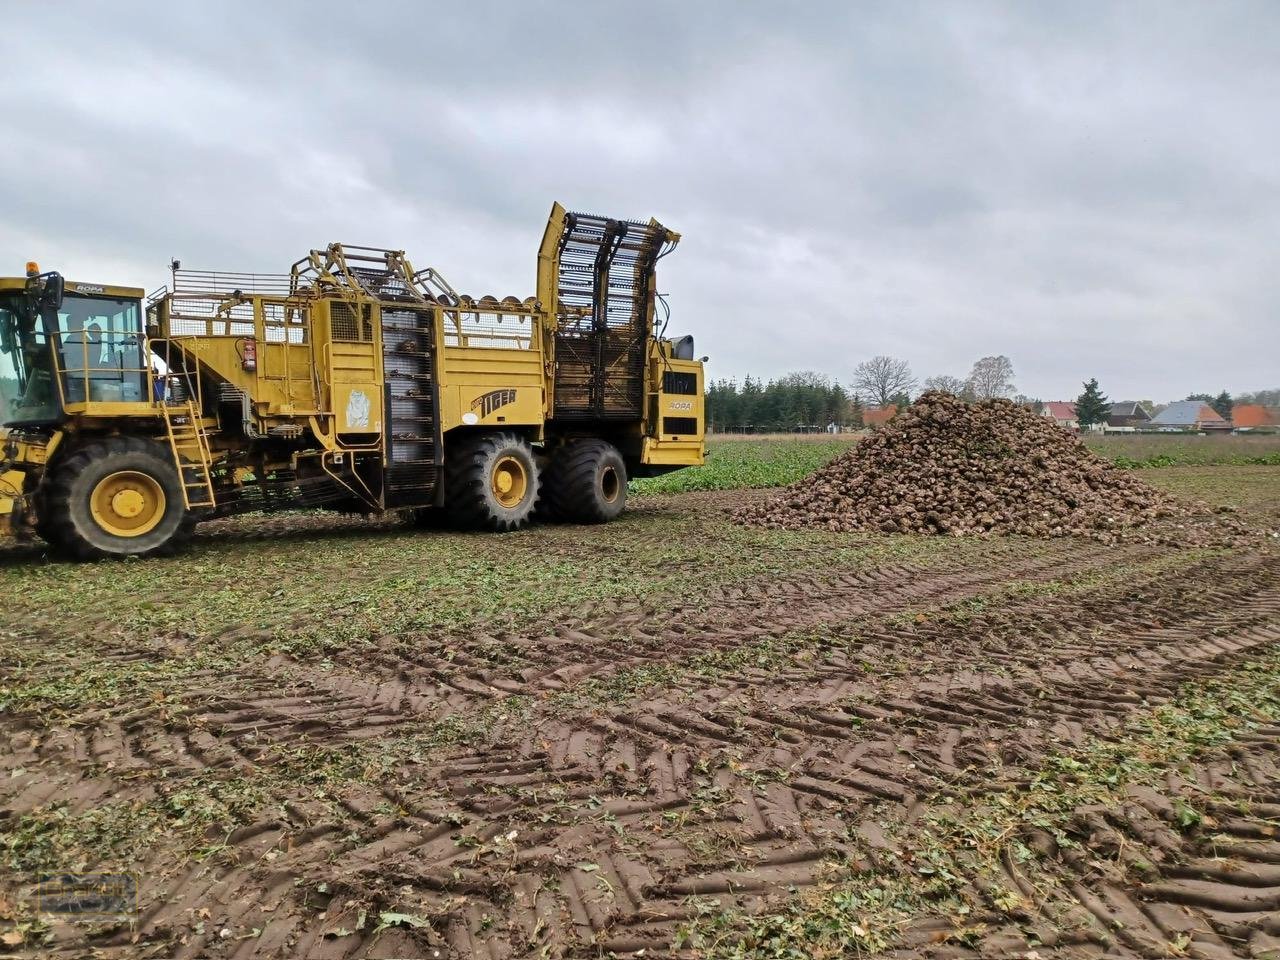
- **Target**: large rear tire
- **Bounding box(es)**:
[443,432,539,532]
[539,439,627,524]
[45,437,195,560]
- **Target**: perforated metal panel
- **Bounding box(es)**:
[330,302,372,342]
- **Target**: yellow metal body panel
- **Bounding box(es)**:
[333,382,383,435]
[0,467,17,536]
[641,437,705,466]
[640,352,704,466]
[259,340,317,412]
[155,300,326,418]
[0,277,144,300]
[62,401,161,419]
[3,429,64,466]
[0,431,62,534]
[439,345,545,433]
[0,470,23,509]
[326,338,383,442]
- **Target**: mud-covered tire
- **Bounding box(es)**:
[539,439,627,524]
[45,437,195,560]
[443,432,539,532]
[33,493,57,545]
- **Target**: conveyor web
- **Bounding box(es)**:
[553,211,674,420]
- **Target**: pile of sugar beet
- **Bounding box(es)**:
[736,392,1257,546]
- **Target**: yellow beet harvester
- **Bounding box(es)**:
[0,203,705,558]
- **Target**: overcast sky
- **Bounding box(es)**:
[2,2,1276,403]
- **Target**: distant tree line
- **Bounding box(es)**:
[705,372,859,432]
[705,354,1020,432]
[705,351,1279,434]
[1237,388,1280,408]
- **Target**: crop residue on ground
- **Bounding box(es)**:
[0,454,1277,958]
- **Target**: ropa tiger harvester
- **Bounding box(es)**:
[0,203,705,559]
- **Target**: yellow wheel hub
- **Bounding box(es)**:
[491,455,528,509]
[91,470,166,538]
[111,488,146,518]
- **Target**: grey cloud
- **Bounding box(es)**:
[2,0,1276,402]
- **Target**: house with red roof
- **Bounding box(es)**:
[864,404,898,427]
[1042,402,1078,431]
[1231,404,1279,431]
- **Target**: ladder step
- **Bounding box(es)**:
[162,400,216,510]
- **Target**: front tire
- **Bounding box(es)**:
[45,437,194,560]
[443,432,539,532]
[539,439,628,524]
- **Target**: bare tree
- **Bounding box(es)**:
[923,374,967,396]
[1013,394,1043,412]
[852,356,916,407]
[965,355,1016,400]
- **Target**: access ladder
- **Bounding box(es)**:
[161,399,217,509]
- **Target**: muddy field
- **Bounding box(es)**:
[1,465,1278,959]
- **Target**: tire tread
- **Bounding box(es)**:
[45,437,195,560]
[443,432,538,532]
[539,439,627,524]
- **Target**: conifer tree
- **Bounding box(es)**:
[1075,378,1110,428]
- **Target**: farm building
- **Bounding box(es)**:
[864,404,898,427]
[1042,401,1078,430]
[1149,401,1230,431]
[1107,401,1152,428]
[1231,404,1279,431]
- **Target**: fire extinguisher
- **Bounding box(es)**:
[241,338,257,372]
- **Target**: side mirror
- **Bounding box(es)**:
[41,273,65,311]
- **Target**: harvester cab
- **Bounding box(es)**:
[0,265,150,420]
[0,203,706,559]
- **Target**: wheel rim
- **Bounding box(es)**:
[600,465,621,503]
[491,455,528,509]
[90,470,166,537]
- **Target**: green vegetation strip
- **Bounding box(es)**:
[677,645,1280,958]
[1085,434,1280,468]
[631,439,854,494]
[1110,451,1280,469]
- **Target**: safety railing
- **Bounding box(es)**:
[54,325,152,406]
[147,337,205,412]
[439,300,540,351]
[171,269,294,297]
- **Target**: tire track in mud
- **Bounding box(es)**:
[9,547,1280,958]
[410,572,1280,956]
[0,540,1134,810]
[113,551,1272,959]
[222,542,1148,734]
[902,742,1280,960]
[378,541,1142,695]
